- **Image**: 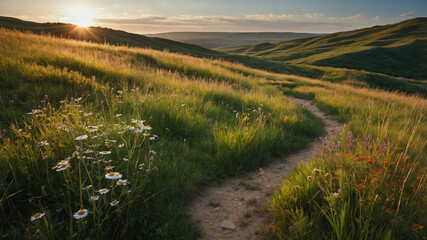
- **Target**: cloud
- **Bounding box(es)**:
[329,14,365,21]
[373,16,381,20]
[304,13,324,19]
[399,12,414,17]
[92,13,365,34]
[244,14,295,21]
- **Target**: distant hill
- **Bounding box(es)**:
[221,18,427,80]
[146,32,322,48]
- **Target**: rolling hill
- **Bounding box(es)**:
[221,17,427,80]
[146,32,322,48]
[0,16,222,58]
[1,16,426,96]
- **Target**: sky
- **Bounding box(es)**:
[0,0,426,33]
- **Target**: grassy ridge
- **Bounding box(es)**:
[147,32,322,48]
[0,29,323,239]
[220,18,427,80]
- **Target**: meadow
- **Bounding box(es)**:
[0,28,425,239]
[0,28,323,239]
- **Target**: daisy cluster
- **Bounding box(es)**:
[29,98,159,223]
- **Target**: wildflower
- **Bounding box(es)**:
[129,127,136,131]
[98,188,110,194]
[39,141,49,147]
[30,212,45,221]
[105,165,114,171]
[131,119,137,123]
[115,113,122,117]
[117,90,123,94]
[73,209,88,219]
[116,179,128,186]
[142,125,152,130]
[105,172,122,180]
[149,136,156,140]
[110,200,119,206]
[75,135,88,141]
[122,158,129,161]
[56,161,70,172]
[82,185,92,190]
[349,131,354,141]
[413,223,424,230]
[381,144,387,153]
[90,195,100,201]
[149,150,156,162]
[333,192,339,198]
[84,150,94,154]
[99,151,111,155]
[307,176,313,181]
[118,143,124,148]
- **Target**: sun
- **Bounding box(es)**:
[67,6,93,27]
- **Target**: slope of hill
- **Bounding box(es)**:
[1,16,426,96]
[221,18,427,80]
[0,16,223,58]
[147,32,322,48]
[0,28,425,240]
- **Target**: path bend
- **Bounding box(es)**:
[188,98,342,240]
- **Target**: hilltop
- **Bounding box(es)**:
[221,18,427,80]
[146,32,322,48]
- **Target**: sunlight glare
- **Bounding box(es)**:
[67,6,93,27]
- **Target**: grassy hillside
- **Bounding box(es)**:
[1,16,425,96]
[0,28,425,240]
[0,28,323,239]
[147,32,322,48]
[221,18,427,80]
[0,16,223,58]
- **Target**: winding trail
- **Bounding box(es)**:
[188,98,342,239]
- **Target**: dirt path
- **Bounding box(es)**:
[188,98,342,240]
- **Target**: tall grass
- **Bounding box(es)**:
[270,77,426,239]
[0,29,323,239]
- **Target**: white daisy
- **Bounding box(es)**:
[118,144,125,148]
[105,165,114,171]
[27,109,41,115]
[82,185,92,190]
[105,172,122,180]
[98,188,110,194]
[90,195,100,201]
[30,212,45,221]
[110,200,119,206]
[73,209,88,219]
[122,158,128,161]
[75,135,88,141]
[99,151,111,155]
[39,141,49,147]
[116,179,128,186]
